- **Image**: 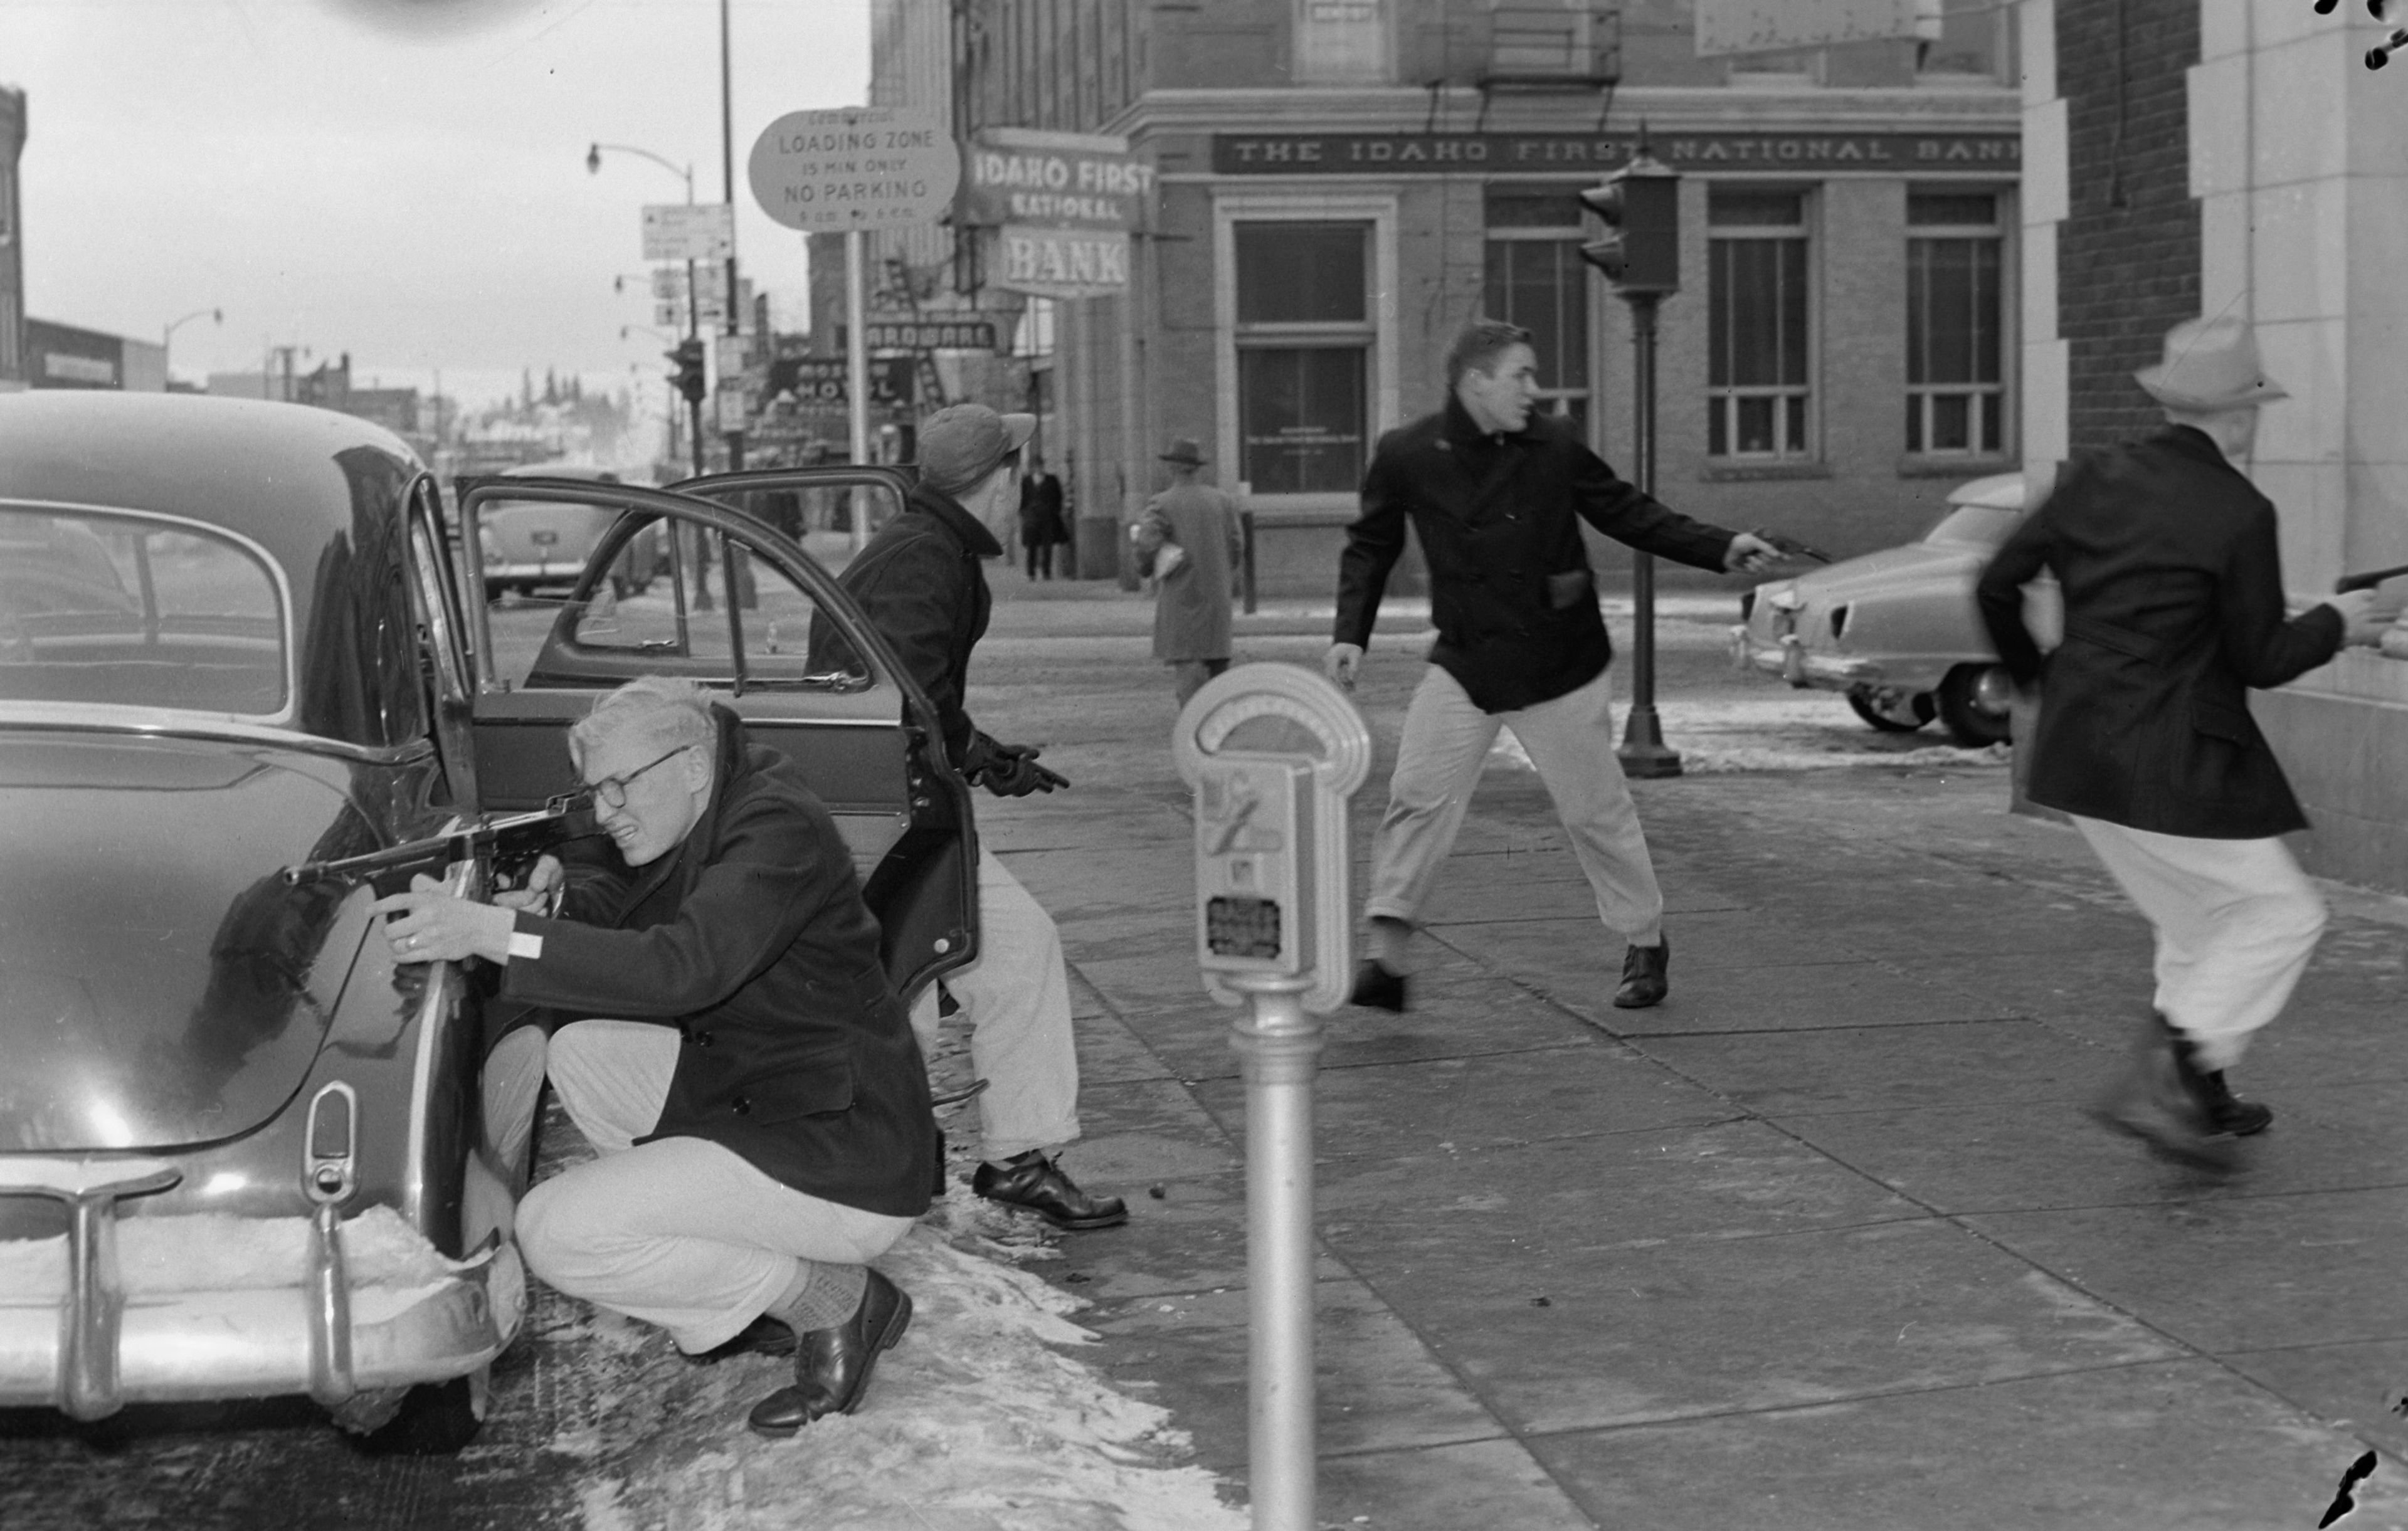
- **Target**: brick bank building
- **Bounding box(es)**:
[878,2,2020,586]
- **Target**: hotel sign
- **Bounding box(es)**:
[1212,131,2018,175]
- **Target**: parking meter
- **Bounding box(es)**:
[1171,662,1369,1531]
[1175,663,1371,1014]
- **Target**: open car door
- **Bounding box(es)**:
[452,472,975,1003]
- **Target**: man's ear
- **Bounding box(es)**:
[679,741,714,791]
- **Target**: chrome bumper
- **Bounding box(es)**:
[482,558,580,585]
[1729,626,1882,690]
[0,1156,517,1421]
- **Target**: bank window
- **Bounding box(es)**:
[1708,190,1812,460]
[1482,187,1588,428]
[1906,191,2006,457]
[1235,221,1371,494]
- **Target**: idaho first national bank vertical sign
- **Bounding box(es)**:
[964,128,1152,300]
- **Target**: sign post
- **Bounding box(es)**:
[747,105,961,548]
[1172,664,1370,1531]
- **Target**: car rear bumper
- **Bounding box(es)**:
[0,1159,519,1420]
[482,557,584,586]
[1729,626,1883,690]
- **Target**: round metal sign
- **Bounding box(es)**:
[747,106,961,233]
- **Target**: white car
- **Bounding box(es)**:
[1732,472,2059,747]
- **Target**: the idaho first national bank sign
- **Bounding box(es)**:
[1212,131,2019,175]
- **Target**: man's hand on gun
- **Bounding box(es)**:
[966,733,1069,797]
[1324,641,1365,693]
[374,873,517,966]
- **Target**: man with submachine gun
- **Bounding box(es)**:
[282,792,598,896]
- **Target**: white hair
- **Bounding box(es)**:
[570,675,716,764]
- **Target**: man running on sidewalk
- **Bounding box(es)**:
[1326,318,1782,1014]
[1975,316,2384,1164]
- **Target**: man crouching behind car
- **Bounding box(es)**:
[374,675,935,1438]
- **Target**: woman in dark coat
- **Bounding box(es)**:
[1018,455,1068,579]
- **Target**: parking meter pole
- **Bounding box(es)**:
[1617,291,1682,779]
[1228,974,1320,1531]
[846,229,872,554]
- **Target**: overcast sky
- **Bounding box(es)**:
[8,0,869,408]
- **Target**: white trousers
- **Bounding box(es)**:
[1366,664,1665,945]
[503,1020,916,1354]
[2071,816,2327,1072]
[910,844,1083,1162]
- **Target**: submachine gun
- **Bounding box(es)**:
[282,792,598,896]
[2335,563,2408,595]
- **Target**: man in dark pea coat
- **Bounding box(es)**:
[1326,318,1782,1014]
[376,676,934,1438]
[1975,317,2383,1164]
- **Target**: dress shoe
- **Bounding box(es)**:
[2086,1015,2234,1171]
[1349,958,1408,1012]
[745,1269,912,1438]
[1611,936,1670,1009]
[686,1313,795,1365]
[972,1152,1129,1230]
[2158,1014,2273,1136]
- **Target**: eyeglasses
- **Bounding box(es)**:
[584,744,691,809]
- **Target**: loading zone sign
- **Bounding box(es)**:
[748,106,961,233]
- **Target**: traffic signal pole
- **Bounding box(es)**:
[1618,292,1680,777]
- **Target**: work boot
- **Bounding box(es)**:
[1611,935,1670,1009]
[2159,1014,2273,1136]
[2086,1014,2234,1170]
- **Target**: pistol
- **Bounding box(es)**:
[283,792,598,893]
[1752,529,1834,565]
[2335,563,2408,594]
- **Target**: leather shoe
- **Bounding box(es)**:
[686,1313,796,1365]
[1611,936,1670,1009]
[746,1270,912,1438]
[2086,1014,2235,1171]
[973,1152,1129,1230]
[2159,1014,2273,1136]
[1349,958,1407,1012]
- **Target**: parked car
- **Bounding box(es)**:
[470,462,663,601]
[0,392,974,1451]
[1730,471,2059,747]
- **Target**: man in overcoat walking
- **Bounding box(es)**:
[1975,316,2382,1164]
[1133,437,1245,705]
[1328,318,1781,1013]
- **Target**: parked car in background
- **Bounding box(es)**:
[472,461,662,600]
[0,393,975,1453]
[1731,471,2059,747]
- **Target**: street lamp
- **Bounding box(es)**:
[162,307,221,379]
[586,141,693,204]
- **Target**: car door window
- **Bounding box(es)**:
[564,529,833,680]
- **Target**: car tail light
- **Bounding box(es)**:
[1830,604,1851,641]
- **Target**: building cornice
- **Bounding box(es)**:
[1104,84,2019,142]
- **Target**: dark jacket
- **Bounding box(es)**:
[810,483,998,771]
[1018,473,1069,549]
[1973,424,2345,839]
[1334,397,1737,713]
[499,707,936,1218]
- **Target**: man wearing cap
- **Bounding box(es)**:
[1133,438,1245,706]
[810,402,1128,1231]
[1976,316,2385,1164]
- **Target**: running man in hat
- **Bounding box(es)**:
[1975,315,2387,1164]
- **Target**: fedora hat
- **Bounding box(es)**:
[1158,438,1207,466]
[2135,317,2289,411]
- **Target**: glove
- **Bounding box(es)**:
[964,733,1069,796]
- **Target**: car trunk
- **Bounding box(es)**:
[0,732,378,1153]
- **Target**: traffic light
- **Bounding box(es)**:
[1577,154,1681,295]
[666,339,706,404]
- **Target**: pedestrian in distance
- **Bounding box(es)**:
[1327,318,1784,1014]
[810,402,1129,1232]
[1975,316,2387,1167]
[1133,436,1245,707]
[1018,454,1068,580]
[378,677,934,1438]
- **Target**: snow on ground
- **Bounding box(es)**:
[1489,695,2014,774]
[537,1037,1246,1531]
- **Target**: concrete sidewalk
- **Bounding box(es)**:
[983,745,2408,1528]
